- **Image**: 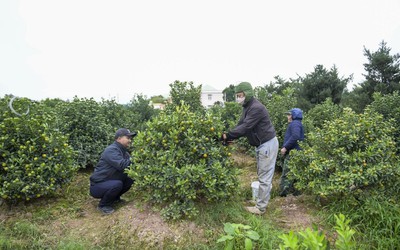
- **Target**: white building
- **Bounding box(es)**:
[201,85,224,108]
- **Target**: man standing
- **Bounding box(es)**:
[90,128,136,215]
[279,108,304,197]
[223,82,279,215]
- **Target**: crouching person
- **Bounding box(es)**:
[90,128,136,215]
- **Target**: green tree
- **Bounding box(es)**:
[150,95,167,104]
[222,84,236,102]
[369,91,400,152]
[168,80,203,113]
[100,98,139,131]
[55,97,113,168]
[128,94,158,131]
[297,65,352,111]
[289,108,400,201]
[127,104,238,220]
[0,96,78,203]
[351,41,400,110]
[305,98,343,132]
[259,75,296,96]
[340,88,369,113]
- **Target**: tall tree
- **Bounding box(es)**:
[129,94,157,129]
[261,75,296,96]
[297,64,352,111]
[360,41,400,98]
[222,84,235,102]
[344,41,400,112]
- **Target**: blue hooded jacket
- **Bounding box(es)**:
[282,108,304,153]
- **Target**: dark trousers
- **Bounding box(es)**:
[279,155,300,196]
[279,156,292,195]
[90,178,133,207]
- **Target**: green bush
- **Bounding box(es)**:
[55,97,113,167]
[127,94,159,131]
[0,101,77,203]
[100,99,139,131]
[209,101,241,132]
[304,98,342,133]
[289,107,400,200]
[127,104,239,220]
[369,91,400,152]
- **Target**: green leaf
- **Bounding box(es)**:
[217,235,234,243]
[224,223,235,235]
[245,238,253,250]
[246,230,260,241]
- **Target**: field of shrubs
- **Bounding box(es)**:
[1,81,400,249]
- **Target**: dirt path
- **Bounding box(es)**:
[46,197,206,249]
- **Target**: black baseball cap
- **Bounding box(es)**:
[115,128,137,139]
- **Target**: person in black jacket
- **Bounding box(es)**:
[279,108,304,197]
[222,82,279,215]
[90,128,136,215]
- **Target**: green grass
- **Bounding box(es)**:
[317,194,400,250]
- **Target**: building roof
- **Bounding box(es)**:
[202,84,221,92]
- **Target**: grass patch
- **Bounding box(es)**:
[321,195,400,249]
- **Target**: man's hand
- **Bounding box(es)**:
[221,133,234,146]
[280,147,287,156]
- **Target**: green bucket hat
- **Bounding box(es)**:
[235,82,254,102]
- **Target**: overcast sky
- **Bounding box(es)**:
[1,0,400,104]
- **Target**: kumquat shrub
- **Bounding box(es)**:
[55,97,113,168]
[288,107,400,201]
[126,104,239,220]
[0,98,78,203]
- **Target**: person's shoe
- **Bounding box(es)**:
[245,206,265,215]
[97,206,115,215]
[247,200,257,206]
[114,198,127,205]
[279,189,289,197]
[293,190,302,196]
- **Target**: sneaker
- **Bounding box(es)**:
[245,206,265,215]
[97,206,115,215]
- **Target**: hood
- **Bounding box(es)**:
[290,108,303,120]
[235,82,254,103]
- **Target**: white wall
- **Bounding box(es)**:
[201,91,224,108]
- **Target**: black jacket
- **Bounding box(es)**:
[90,141,131,183]
[227,97,276,147]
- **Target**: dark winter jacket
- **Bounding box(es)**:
[90,141,131,183]
[282,108,304,153]
[227,97,276,147]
